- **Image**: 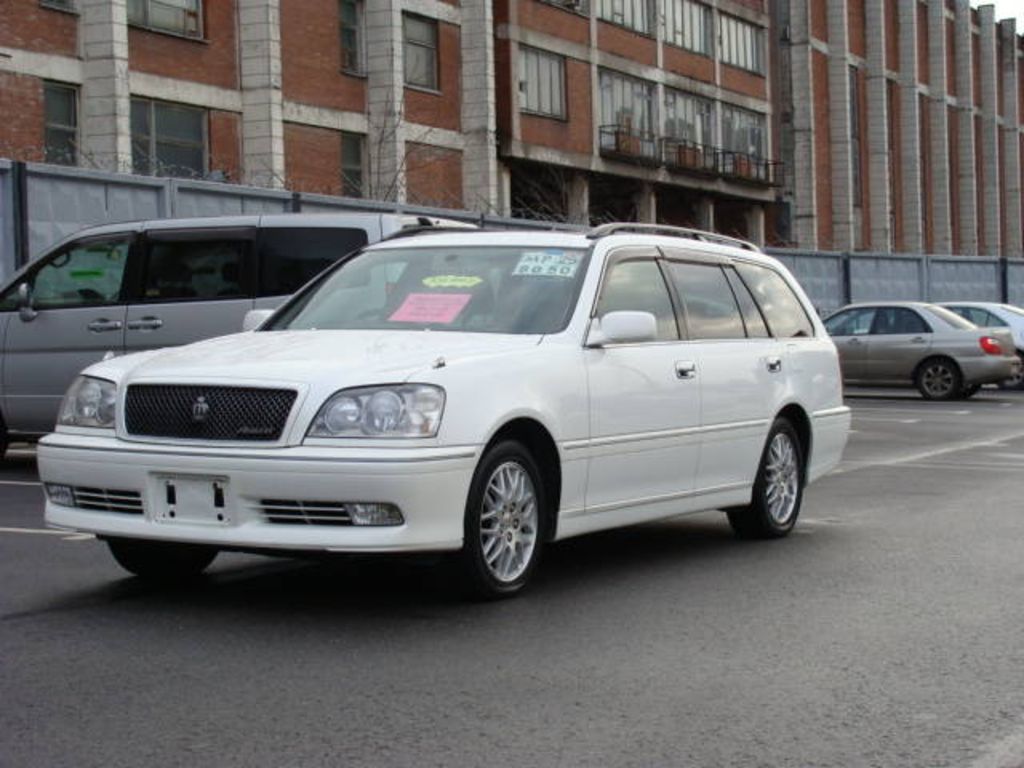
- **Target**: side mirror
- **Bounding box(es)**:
[587,311,658,347]
[17,283,37,323]
[242,308,274,332]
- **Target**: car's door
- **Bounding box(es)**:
[1,233,131,433]
[823,307,876,380]
[866,307,932,381]
[124,228,257,353]
[661,253,780,491]
[584,250,700,515]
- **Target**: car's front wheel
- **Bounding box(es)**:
[915,357,962,400]
[727,418,804,539]
[107,538,218,582]
[460,440,546,599]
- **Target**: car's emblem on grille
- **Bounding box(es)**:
[192,396,211,423]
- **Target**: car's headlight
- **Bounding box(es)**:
[58,376,117,429]
[308,385,445,438]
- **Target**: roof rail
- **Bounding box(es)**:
[380,219,480,242]
[586,223,762,253]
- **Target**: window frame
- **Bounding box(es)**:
[127,0,204,40]
[43,81,78,167]
[339,0,366,75]
[596,0,655,36]
[665,0,713,57]
[519,46,568,120]
[663,88,715,145]
[721,104,768,157]
[719,14,765,75]
[599,68,655,134]
[403,13,439,91]
[733,260,817,339]
[340,132,366,198]
[131,97,208,179]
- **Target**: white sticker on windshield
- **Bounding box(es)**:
[512,250,581,279]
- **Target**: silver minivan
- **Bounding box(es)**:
[0,213,461,456]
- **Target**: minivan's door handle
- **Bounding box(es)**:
[127,316,163,331]
[766,356,783,373]
[675,361,696,380]
[910,336,927,344]
[87,318,123,333]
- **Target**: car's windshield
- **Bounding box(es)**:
[267,245,590,335]
[924,304,976,330]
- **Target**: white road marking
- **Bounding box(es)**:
[0,526,93,541]
[852,416,921,424]
[833,430,1024,475]
[851,406,972,416]
[5,449,37,457]
[0,480,42,487]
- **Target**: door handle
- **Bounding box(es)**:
[675,361,696,380]
[766,356,783,373]
[910,336,927,344]
[127,316,163,331]
[87,319,123,333]
[847,337,863,345]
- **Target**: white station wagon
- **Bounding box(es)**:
[39,224,850,597]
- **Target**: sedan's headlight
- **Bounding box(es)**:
[58,376,117,429]
[308,385,445,438]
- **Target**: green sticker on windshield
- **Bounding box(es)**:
[423,275,484,289]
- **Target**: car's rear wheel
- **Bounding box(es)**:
[915,357,962,400]
[107,538,217,582]
[727,418,804,539]
[459,440,546,599]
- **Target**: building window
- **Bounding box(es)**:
[663,89,714,145]
[599,70,654,134]
[131,98,206,178]
[721,104,766,157]
[339,0,364,74]
[519,47,566,119]
[44,83,77,166]
[128,0,202,38]
[341,132,364,197]
[665,0,713,56]
[40,0,76,11]
[403,14,438,90]
[597,0,654,35]
[719,15,764,74]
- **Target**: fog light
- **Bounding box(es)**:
[349,503,403,526]
[45,484,75,507]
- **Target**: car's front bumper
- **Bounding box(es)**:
[961,355,1021,386]
[38,433,477,553]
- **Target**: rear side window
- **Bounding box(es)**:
[259,227,369,297]
[871,307,930,335]
[725,268,770,338]
[666,262,745,340]
[735,262,815,338]
[142,239,249,302]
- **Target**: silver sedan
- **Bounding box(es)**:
[823,302,1021,400]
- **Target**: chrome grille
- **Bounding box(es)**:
[261,500,353,526]
[73,487,143,514]
[125,385,297,441]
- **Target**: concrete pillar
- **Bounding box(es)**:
[865,0,891,251]
[567,172,590,226]
[954,0,978,255]
[827,0,855,251]
[497,164,513,218]
[79,0,132,173]
[788,0,819,248]
[897,0,924,252]
[745,205,766,247]
[1000,19,1022,258]
[978,6,1001,256]
[635,183,656,223]
[927,0,952,253]
[366,1,405,202]
[697,197,715,231]
[238,0,285,188]
[461,0,499,213]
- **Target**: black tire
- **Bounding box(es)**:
[0,412,8,462]
[915,357,963,401]
[727,418,804,540]
[959,384,981,399]
[107,538,217,582]
[459,440,547,599]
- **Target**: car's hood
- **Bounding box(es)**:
[108,330,542,386]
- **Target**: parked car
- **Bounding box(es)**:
[939,301,1024,389]
[39,223,851,597]
[823,301,1020,399]
[0,213,471,457]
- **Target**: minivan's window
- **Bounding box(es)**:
[735,262,815,338]
[667,262,745,340]
[6,238,130,310]
[595,259,679,340]
[871,307,929,335]
[142,240,247,302]
[825,307,875,336]
[259,227,369,297]
[270,247,589,335]
[725,268,770,338]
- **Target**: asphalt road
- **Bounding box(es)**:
[3,390,1024,767]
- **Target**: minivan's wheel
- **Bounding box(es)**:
[107,538,217,582]
[915,357,962,400]
[460,440,546,599]
[997,353,1024,390]
[727,418,804,539]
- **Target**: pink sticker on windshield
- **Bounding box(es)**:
[389,292,473,324]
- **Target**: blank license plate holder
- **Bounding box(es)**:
[152,474,232,526]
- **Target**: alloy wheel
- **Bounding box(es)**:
[764,432,800,525]
[478,461,539,584]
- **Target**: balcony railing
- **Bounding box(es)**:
[718,150,783,186]
[598,125,660,167]
[661,138,719,177]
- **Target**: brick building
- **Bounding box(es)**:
[778,0,1024,257]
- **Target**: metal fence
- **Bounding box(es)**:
[1,159,1021,312]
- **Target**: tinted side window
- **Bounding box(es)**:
[259,227,369,297]
[6,238,131,310]
[871,307,929,335]
[825,308,875,336]
[735,262,815,338]
[142,240,249,302]
[666,262,745,340]
[725,267,770,338]
[981,310,1008,327]
[595,259,679,341]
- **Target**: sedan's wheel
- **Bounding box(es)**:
[107,538,217,582]
[460,440,546,599]
[727,418,803,539]
[916,358,962,401]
